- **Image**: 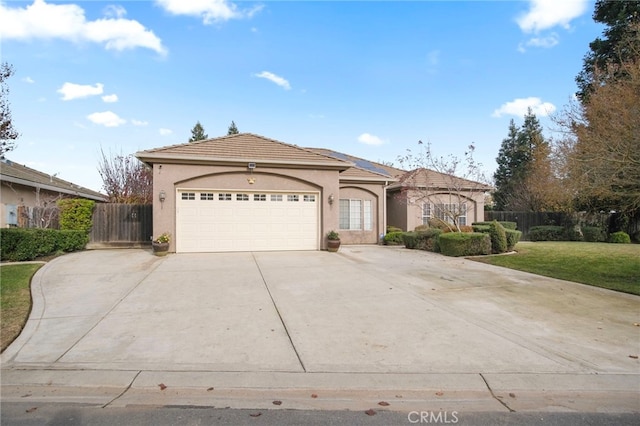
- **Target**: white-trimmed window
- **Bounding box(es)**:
[434,203,467,226]
[422,203,431,225]
[181,192,195,200]
[200,192,214,200]
[339,199,362,230]
[254,194,266,201]
[236,194,249,201]
[218,193,232,201]
[270,194,283,202]
[303,194,316,202]
[364,200,372,231]
[287,194,299,202]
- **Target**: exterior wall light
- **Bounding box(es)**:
[328,194,335,205]
[159,190,166,202]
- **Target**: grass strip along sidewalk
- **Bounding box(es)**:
[472,241,640,296]
[1,263,43,352]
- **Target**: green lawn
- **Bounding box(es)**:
[472,242,640,295]
[0,263,43,352]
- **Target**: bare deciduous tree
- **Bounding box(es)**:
[97,149,152,204]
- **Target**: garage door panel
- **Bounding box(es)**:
[177,191,318,253]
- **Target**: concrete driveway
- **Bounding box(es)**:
[2,245,639,412]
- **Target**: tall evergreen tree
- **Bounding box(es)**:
[493,109,552,211]
[227,120,239,135]
[576,0,640,101]
[1,62,19,157]
[188,121,208,142]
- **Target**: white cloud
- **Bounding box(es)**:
[132,119,149,126]
[159,128,173,136]
[254,71,291,90]
[517,0,588,33]
[156,0,263,24]
[491,97,556,118]
[103,5,126,19]
[0,0,166,55]
[57,82,104,100]
[102,94,118,103]
[518,33,559,52]
[87,111,126,127]
[357,133,385,146]
[22,76,35,83]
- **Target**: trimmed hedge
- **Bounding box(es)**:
[582,226,607,242]
[472,224,491,233]
[58,198,95,232]
[472,221,517,230]
[383,231,405,245]
[608,231,631,244]
[528,225,566,242]
[439,232,491,257]
[0,228,88,261]
[505,229,522,251]
[403,229,442,252]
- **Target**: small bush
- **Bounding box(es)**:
[608,231,631,244]
[528,226,566,242]
[472,224,491,233]
[439,232,491,257]
[402,232,419,249]
[505,229,522,251]
[582,226,607,242]
[489,220,508,254]
[0,228,88,261]
[472,221,517,230]
[428,218,456,231]
[414,224,430,232]
[58,198,95,232]
[383,231,405,245]
[420,228,442,252]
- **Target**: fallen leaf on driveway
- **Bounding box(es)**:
[435,391,443,396]
[378,401,390,406]
[629,355,638,359]
[311,394,318,398]
[633,323,639,327]
[273,400,282,405]
[158,383,167,390]
[25,407,37,413]
[509,393,516,398]
[21,393,31,398]
[207,387,214,391]
[249,412,262,417]
[365,409,377,416]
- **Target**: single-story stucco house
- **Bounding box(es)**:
[0,159,106,228]
[136,133,489,253]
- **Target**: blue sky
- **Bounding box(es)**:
[1,0,602,192]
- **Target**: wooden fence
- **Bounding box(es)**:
[484,211,569,239]
[88,204,152,248]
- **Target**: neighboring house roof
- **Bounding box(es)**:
[339,165,396,182]
[0,159,106,201]
[136,133,351,171]
[307,148,406,178]
[391,168,492,192]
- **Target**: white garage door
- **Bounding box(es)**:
[176,190,319,253]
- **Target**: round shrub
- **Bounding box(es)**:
[418,228,442,252]
[528,226,566,241]
[414,224,430,232]
[489,220,508,254]
[439,232,491,257]
[582,226,606,242]
[383,231,405,245]
[608,231,631,244]
[402,232,419,249]
[505,229,522,251]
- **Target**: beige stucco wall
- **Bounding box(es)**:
[403,190,486,231]
[337,184,384,244]
[1,182,62,227]
[152,163,342,252]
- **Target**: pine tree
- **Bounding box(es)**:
[227,120,239,135]
[493,120,519,210]
[1,62,19,157]
[188,121,208,142]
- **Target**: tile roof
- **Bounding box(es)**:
[137,133,351,170]
[395,168,493,191]
[0,159,106,201]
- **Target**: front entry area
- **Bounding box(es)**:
[176,190,319,253]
